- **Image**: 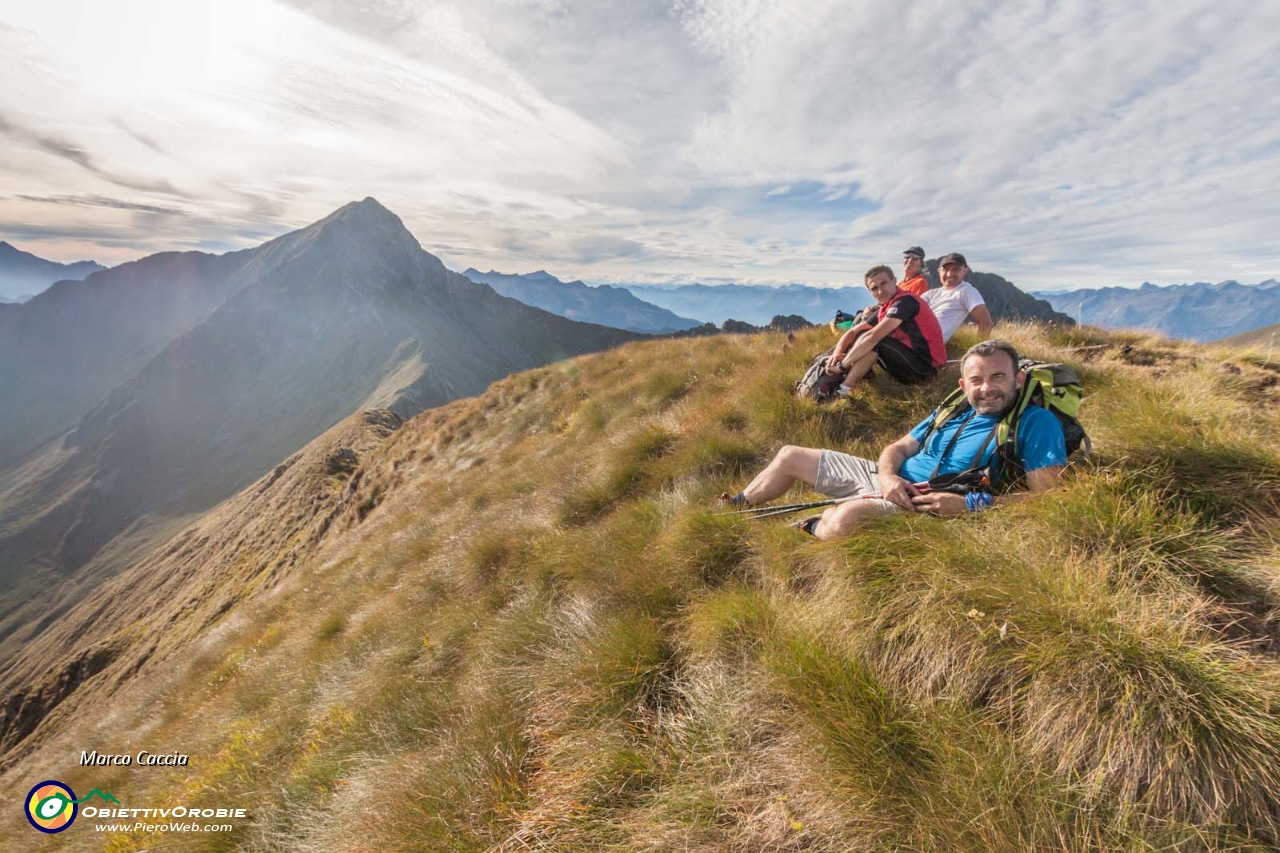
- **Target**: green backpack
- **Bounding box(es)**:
[918,358,1089,491]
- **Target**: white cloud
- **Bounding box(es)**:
[0,0,627,262]
[673,0,1280,287]
[0,0,1277,288]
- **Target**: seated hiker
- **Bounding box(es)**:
[898,246,929,296]
[922,252,994,342]
[731,340,1066,540]
[823,264,947,396]
[831,243,927,329]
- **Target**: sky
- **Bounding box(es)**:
[1,0,1277,291]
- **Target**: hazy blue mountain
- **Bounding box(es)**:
[463,268,701,334]
[625,267,1072,329]
[0,222,400,468]
[0,248,264,468]
[0,199,638,660]
[0,241,105,301]
[621,283,873,327]
[1031,280,1280,341]
[920,262,1074,327]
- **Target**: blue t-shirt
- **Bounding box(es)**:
[899,404,1067,483]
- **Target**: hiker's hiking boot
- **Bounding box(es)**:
[793,515,821,536]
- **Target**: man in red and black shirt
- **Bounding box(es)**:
[824,264,946,393]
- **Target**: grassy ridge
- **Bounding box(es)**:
[9,324,1280,852]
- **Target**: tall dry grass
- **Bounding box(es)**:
[11,323,1280,853]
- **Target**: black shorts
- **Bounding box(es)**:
[874,337,937,385]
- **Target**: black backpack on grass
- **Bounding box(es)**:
[918,358,1089,491]
[795,346,847,403]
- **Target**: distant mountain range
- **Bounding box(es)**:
[922,261,1074,327]
[462,268,701,334]
[1,248,266,468]
[1032,280,1280,341]
[0,199,637,662]
[0,241,105,301]
[621,265,1072,328]
[620,283,872,327]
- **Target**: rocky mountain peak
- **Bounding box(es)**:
[0,240,100,268]
[328,196,402,225]
[238,197,440,299]
[311,197,420,250]
[0,241,107,301]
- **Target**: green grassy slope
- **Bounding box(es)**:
[5,323,1280,852]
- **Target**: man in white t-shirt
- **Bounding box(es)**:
[922,252,993,342]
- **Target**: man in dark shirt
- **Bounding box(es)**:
[824,265,947,395]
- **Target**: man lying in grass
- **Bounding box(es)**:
[728,340,1066,539]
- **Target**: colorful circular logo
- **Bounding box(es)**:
[26,780,78,834]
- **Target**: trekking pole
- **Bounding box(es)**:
[717,497,843,516]
[720,482,931,519]
[722,496,852,518]
[740,498,859,519]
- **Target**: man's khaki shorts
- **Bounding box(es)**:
[814,450,899,513]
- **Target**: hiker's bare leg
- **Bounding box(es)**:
[839,350,878,388]
[811,499,895,541]
[741,445,822,505]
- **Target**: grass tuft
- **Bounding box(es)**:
[766,628,935,813]
[556,482,616,526]
[314,612,346,641]
[641,369,696,407]
[623,423,678,460]
[680,432,760,479]
[684,584,776,663]
[669,511,754,586]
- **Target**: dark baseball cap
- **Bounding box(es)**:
[939,252,967,267]
[902,246,924,259]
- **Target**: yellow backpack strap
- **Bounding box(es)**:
[989,366,1042,484]
[916,387,970,450]
[934,387,969,428]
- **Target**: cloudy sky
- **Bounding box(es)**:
[1,0,1277,290]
